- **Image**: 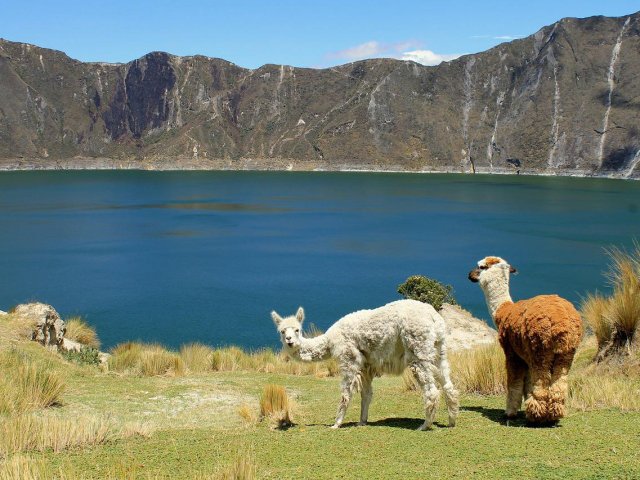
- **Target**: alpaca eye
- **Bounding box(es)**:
[280,330,285,335]
[479,265,488,270]
[295,329,299,333]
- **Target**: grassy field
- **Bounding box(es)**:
[1,316,640,479]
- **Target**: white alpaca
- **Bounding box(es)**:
[271,300,459,430]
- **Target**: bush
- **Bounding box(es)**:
[397,275,457,310]
[61,347,101,366]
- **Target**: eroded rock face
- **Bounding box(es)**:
[12,302,66,349]
[0,12,639,177]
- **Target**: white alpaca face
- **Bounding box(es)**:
[468,256,517,285]
[271,307,304,353]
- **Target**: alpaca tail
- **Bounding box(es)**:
[436,337,459,427]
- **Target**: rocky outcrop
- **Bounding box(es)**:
[0,12,639,177]
[12,302,66,349]
[439,303,497,351]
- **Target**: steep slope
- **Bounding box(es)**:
[0,11,639,176]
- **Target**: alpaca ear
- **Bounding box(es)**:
[509,265,518,275]
[271,311,283,327]
[296,306,305,325]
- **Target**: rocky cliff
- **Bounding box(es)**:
[1,12,639,177]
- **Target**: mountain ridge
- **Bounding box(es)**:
[1,11,639,177]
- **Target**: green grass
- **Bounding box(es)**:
[37,372,640,479]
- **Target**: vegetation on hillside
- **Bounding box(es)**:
[397,275,457,310]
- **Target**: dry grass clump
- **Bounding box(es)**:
[237,404,259,426]
[0,350,65,415]
[218,449,256,480]
[180,343,214,373]
[211,346,247,372]
[569,355,640,411]
[63,317,100,349]
[259,384,294,429]
[403,342,506,395]
[450,342,506,395]
[582,246,640,360]
[108,342,185,376]
[0,415,111,458]
[209,346,339,378]
[0,455,51,480]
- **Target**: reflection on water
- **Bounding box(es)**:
[0,170,638,350]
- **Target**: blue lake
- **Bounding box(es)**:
[0,171,638,350]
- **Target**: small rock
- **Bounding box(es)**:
[12,302,66,350]
[61,337,84,352]
[0,310,7,315]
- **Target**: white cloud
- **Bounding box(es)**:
[327,41,386,61]
[326,41,462,66]
[492,35,522,40]
[400,49,463,66]
[471,34,523,40]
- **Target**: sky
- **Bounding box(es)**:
[2,1,638,69]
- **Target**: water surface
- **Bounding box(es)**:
[0,171,638,349]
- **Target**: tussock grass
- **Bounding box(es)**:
[582,245,640,359]
[237,404,258,425]
[218,449,256,480]
[140,345,185,377]
[211,346,246,372]
[108,342,185,376]
[210,346,339,377]
[180,343,214,373]
[582,293,612,348]
[63,317,100,349]
[450,342,506,395]
[259,384,294,429]
[403,342,507,395]
[0,350,65,415]
[0,415,111,458]
[0,455,50,480]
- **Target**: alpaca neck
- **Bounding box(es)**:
[295,334,332,362]
[481,277,513,321]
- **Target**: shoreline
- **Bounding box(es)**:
[0,157,637,180]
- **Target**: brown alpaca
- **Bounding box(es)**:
[469,256,583,424]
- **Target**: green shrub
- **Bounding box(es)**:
[397,275,457,310]
[61,347,101,366]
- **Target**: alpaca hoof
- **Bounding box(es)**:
[448,419,456,428]
[330,424,341,429]
[357,421,367,427]
[416,422,432,431]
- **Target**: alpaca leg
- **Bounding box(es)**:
[410,362,440,431]
[505,353,527,418]
[358,375,373,426]
[547,352,575,421]
[524,358,553,423]
[332,366,362,429]
[434,341,459,427]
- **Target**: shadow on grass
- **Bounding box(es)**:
[461,406,561,428]
[309,418,451,430]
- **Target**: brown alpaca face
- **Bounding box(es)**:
[468,256,516,283]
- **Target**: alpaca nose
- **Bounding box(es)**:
[285,336,292,342]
